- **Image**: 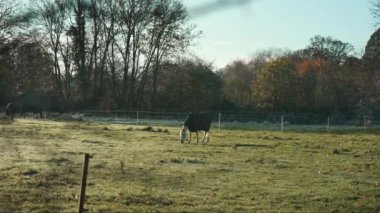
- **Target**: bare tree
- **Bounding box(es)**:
[149,0,194,109]
[71,0,88,101]
[0,0,18,37]
[371,0,380,27]
[87,0,120,106]
[32,0,73,99]
[0,0,31,38]
[103,0,122,106]
[116,0,153,108]
[25,0,196,109]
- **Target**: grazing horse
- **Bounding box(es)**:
[5,102,44,120]
[19,105,43,119]
[180,112,212,143]
[5,103,14,123]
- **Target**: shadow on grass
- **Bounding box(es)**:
[212,143,274,149]
[220,124,380,135]
[125,194,173,206]
[278,126,380,135]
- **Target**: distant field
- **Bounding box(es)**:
[0,118,379,212]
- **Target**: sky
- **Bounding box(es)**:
[183,0,376,69]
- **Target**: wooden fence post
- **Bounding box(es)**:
[44,105,47,120]
[327,116,330,132]
[281,115,284,133]
[218,112,221,131]
[137,111,139,124]
[78,153,92,213]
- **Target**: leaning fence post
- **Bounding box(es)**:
[281,115,284,133]
[78,153,92,213]
[218,112,221,131]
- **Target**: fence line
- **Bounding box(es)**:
[80,110,380,133]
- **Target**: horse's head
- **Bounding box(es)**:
[179,125,188,143]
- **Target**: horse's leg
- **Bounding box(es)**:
[206,131,210,142]
[201,131,206,142]
[196,131,199,143]
[188,132,192,143]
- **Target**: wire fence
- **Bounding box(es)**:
[81,110,380,133]
[2,108,378,132]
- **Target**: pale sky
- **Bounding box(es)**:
[183,0,376,69]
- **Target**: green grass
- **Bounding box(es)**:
[0,118,379,212]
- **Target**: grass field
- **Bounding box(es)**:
[0,118,379,212]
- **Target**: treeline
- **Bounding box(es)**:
[1,0,195,111]
[156,32,380,117]
[0,0,379,117]
[223,33,380,115]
